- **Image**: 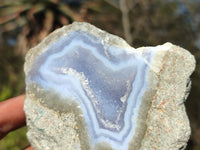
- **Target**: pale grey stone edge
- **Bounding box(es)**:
[140,44,196,150]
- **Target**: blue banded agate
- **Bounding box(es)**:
[26,23,158,150]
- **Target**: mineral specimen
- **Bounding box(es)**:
[24,22,196,150]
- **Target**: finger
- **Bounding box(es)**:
[24,145,34,150]
[0,95,26,139]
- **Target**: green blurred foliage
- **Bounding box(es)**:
[0,0,200,149]
[0,127,29,150]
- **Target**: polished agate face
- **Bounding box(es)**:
[25,23,159,150]
[24,22,195,150]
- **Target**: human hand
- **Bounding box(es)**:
[0,95,34,150]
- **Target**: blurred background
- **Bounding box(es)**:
[0,0,199,149]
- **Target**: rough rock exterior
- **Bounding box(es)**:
[24,22,196,150]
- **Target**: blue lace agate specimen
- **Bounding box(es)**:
[25,22,190,150]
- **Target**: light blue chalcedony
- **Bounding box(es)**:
[25,23,162,150]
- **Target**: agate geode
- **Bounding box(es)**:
[24,22,195,150]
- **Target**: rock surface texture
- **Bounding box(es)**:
[24,22,196,150]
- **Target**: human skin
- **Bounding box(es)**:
[0,95,34,150]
